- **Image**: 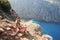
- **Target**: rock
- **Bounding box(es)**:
[22,20,42,36]
[0,16,3,19]
[6,27,11,30]
[0,19,53,40]
[17,33,23,37]
[42,34,53,40]
[20,20,53,40]
[0,28,4,32]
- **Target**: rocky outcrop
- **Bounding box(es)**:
[0,19,53,40]
[21,20,53,40]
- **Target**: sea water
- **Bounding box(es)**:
[33,21,60,40]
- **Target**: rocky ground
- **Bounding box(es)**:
[0,0,53,40]
[0,19,53,40]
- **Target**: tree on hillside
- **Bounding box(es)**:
[0,0,11,15]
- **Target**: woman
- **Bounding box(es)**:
[15,16,21,28]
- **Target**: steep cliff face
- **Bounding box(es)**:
[9,0,60,23]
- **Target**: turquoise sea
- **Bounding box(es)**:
[33,21,60,40]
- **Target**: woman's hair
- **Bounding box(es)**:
[16,16,20,19]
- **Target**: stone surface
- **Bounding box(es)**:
[20,20,53,40]
[0,19,53,40]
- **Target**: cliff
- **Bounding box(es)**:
[0,0,53,40]
[0,19,53,40]
[9,0,60,23]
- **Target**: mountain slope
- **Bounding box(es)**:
[9,0,60,23]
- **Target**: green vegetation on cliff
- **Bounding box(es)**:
[0,0,11,15]
[0,0,18,21]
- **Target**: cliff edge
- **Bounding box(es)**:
[0,19,53,40]
[0,0,53,40]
